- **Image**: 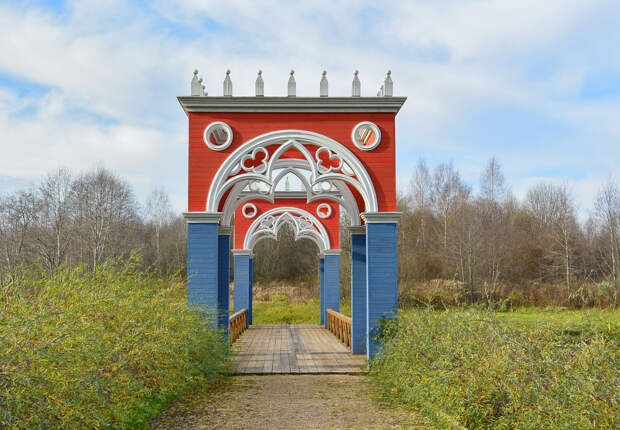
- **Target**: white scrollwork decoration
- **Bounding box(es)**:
[244,207,331,251]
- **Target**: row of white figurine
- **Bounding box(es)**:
[190,69,393,98]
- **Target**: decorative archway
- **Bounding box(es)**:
[180,72,405,359]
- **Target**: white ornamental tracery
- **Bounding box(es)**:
[243,207,331,251]
[208,130,378,225]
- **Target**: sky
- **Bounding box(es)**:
[0,0,619,219]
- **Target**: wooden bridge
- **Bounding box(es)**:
[229,310,365,374]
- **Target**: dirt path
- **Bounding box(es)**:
[154,375,422,429]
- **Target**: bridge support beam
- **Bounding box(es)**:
[218,229,231,336]
[363,213,401,359]
[185,213,222,329]
[350,227,367,355]
[323,250,341,328]
[233,250,253,327]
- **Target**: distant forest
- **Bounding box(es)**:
[1,160,618,308]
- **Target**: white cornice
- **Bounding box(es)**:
[178,96,407,113]
[322,249,342,256]
[232,249,253,257]
[183,212,223,223]
[361,212,403,224]
[348,225,366,234]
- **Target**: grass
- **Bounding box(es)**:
[0,255,231,429]
[369,307,619,429]
[252,294,351,324]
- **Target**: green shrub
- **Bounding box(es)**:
[369,308,619,429]
[0,256,231,429]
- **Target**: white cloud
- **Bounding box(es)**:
[0,0,618,215]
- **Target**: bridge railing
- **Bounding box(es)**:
[326,309,352,348]
[229,309,247,343]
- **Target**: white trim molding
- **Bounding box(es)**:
[243,207,331,252]
[352,121,381,151]
[361,212,403,224]
[348,225,366,234]
[232,249,253,257]
[203,121,233,151]
[183,212,223,223]
[178,96,407,113]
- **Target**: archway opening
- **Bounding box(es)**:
[250,223,321,324]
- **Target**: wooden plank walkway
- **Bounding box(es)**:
[232,324,366,374]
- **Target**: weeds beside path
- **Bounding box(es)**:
[154,375,422,430]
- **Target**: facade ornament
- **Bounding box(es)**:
[191,69,202,96]
[242,203,258,219]
[288,70,296,97]
[383,70,393,97]
[352,70,361,97]
[352,121,382,151]
[320,70,328,97]
[223,70,233,97]
[203,121,233,151]
[316,203,332,219]
[377,84,384,97]
[255,70,264,97]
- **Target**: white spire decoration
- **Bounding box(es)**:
[288,70,296,97]
[352,70,361,97]
[383,70,393,97]
[255,70,264,97]
[377,84,384,97]
[320,70,328,97]
[191,69,202,96]
[223,70,232,97]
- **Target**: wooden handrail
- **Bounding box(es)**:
[326,308,352,348]
[229,309,247,343]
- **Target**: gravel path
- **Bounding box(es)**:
[154,375,422,429]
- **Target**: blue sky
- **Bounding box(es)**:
[0,0,619,218]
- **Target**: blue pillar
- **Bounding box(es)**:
[320,257,325,326]
[323,251,341,328]
[364,213,401,359]
[217,231,231,334]
[185,214,221,329]
[233,250,253,327]
[351,229,367,355]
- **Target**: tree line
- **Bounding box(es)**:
[2,162,618,307]
[0,167,186,277]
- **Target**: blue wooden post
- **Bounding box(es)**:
[217,229,231,335]
[233,250,253,327]
[185,213,222,328]
[350,228,367,354]
[323,251,341,328]
[320,257,325,326]
[363,213,401,359]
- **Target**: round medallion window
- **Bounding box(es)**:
[316,203,332,219]
[203,121,233,151]
[352,121,381,151]
[242,203,258,218]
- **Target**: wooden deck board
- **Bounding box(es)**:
[232,324,366,374]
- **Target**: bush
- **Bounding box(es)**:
[0,256,231,429]
[369,308,619,429]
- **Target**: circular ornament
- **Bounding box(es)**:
[242,203,258,219]
[203,121,233,151]
[352,121,381,151]
[316,203,332,219]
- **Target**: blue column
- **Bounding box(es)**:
[320,257,325,326]
[323,251,341,328]
[217,232,231,334]
[364,215,400,359]
[351,230,367,354]
[186,219,219,328]
[233,251,253,327]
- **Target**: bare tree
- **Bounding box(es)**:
[72,167,138,271]
[594,178,620,296]
[35,168,74,271]
[409,159,432,249]
[431,162,470,250]
[144,188,173,265]
[480,156,507,203]
[0,190,38,272]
